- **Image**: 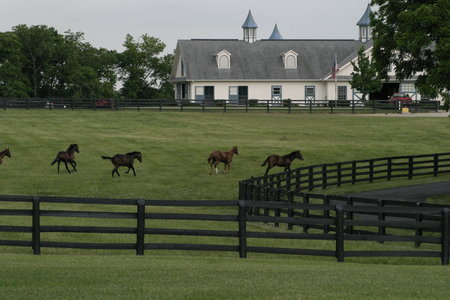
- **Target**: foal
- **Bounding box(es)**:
[261,150,304,176]
[0,148,11,164]
[208,146,239,175]
[51,144,79,174]
[101,151,142,177]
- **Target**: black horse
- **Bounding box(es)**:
[51,144,79,174]
[261,150,304,176]
[101,151,142,177]
[0,148,11,165]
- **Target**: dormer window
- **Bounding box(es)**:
[216,50,231,69]
[281,50,298,69]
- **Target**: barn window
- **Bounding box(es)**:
[216,50,231,69]
[281,50,298,69]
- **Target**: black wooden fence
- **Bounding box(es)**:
[0,195,448,264]
[1,97,441,113]
[239,152,450,197]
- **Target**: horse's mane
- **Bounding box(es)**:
[67,144,78,152]
[126,151,141,156]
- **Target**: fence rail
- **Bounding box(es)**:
[0,195,448,264]
[0,98,441,113]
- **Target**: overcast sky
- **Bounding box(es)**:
[1,0,370,54]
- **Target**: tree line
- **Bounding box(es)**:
[0,25,174,99]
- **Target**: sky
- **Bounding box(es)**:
[1,0,370,54]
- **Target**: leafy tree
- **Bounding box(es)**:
[118,34,173,99]
[0,32,30,97]
[350,46,382,101]
[370,0,450,109]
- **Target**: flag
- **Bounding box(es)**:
[331,55,339,79]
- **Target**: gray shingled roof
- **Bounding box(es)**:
[357,5,372,26]
[172,39,364,81]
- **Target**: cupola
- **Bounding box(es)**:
[242,10,258,43]
[357,4,372,42]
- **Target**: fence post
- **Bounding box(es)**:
[351,161,357,184]
[415,202,423,248]
[266,100,270,113]
[408,157,414,179]
[3,98,6,110]
[322,164,327,189]
[351,99,355,114]
[295,169,301,190]
[335,205,345,263]
[224,100,227,113]
[441,208,449,265]
[238,201,248,258]
[303,193,310,233]
[308,166,314,191]
[337,163,342,187]
[309,99,312,113]
[369,159,374,183]
[32,197,41,255]
[387,158,392,181]
[136,199,146,256]
[245,99,249,112]
[434,154,439,177]
[346,197,354,234]
[323,195,330,234]
[27,98,30,110]
[274,189,282,227]
[264,187,270,218]
[288,190,294,230]
[377,199,385,243]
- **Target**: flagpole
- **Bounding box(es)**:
[334,53,338,101]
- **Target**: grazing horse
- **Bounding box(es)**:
[261,150,304,176]
[0,148,11,164]
[208,146,239,175]
[51,144,79,174]
[101,151,142,177]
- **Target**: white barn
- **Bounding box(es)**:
[171,6,432,104]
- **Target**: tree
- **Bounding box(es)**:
[0,32,30,97]
[350,46,382,101]
[118,34,173,99]
[370,0,450,109]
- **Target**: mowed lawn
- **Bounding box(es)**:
[1,110,450,299]
[0,110,449,200]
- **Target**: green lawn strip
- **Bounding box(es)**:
[0,254,449,300]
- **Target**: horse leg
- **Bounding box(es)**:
[71,161,77,172]
[57,161,60,173]
[213,161,220,175]
[130,165,136,176]
[224,163,230,174]
[264,165,271,176]
[64,161,71,174]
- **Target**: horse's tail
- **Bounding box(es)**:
[51,157,58,165]
[101,156,113,161]
[261,156,270,167]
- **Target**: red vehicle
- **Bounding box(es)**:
[96,99,114,108]
[388,93,412,104]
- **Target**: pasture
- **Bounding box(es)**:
[1,110,450,299]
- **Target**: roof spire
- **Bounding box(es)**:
[357,4,372,42]
[242,10,258,29]
[242,10,258,43]
[269,24,283,40]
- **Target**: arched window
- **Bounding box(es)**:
[216,50,231,69]
[281,50,298,69]
[286,55,296,69]
[219,55,230,69]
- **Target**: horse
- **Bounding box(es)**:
[0,148,11,164]
[101,151,142,177]
[51,144,79,174]
[208,146,239,175]
[261,150,304,176]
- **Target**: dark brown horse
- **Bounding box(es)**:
[101,151,142,177]
[208,146,239,175]
[51,144,79,174]
[261,150,304,176]
[0,148,11,164]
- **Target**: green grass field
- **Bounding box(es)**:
[1,110,450,299]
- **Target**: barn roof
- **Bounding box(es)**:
[172,39,364,81]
